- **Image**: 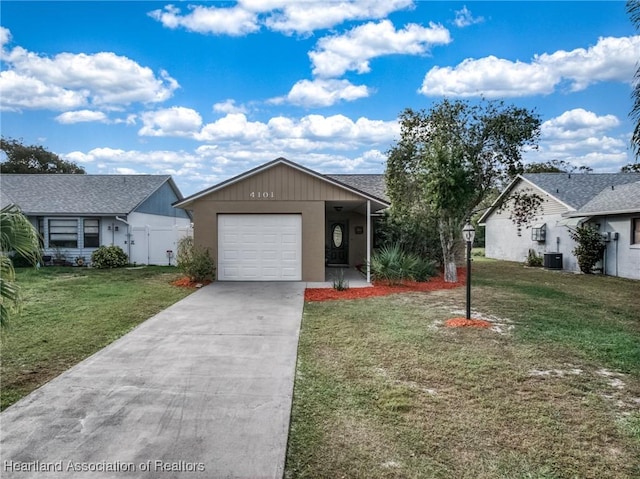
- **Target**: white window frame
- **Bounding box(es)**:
[83,218,100,248]
[48,219,79,248]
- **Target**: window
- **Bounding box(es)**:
[633,218,640,245]
[49,219,78,248]
[531,223,546,242]
[332,224,343,248]
[37,218,45,247]
[83,219,100,247]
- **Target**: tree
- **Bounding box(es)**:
[628,0,640,159]
[621,162,640,173]
[0,137,85,174]
[569,225,606,274]
[521,159,593,174]
[386,99,541,282]
[0,205,41,327]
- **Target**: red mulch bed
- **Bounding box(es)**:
[171,277,212,288]
[305,268,466,302]
[444,317,491,328]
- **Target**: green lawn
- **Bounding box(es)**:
[286,260,640,479]
[1,266,193,410]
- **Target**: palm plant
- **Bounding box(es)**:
[1,204,41,326]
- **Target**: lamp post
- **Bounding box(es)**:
[462,221,476,320]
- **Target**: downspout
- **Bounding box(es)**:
[115,216,131,260]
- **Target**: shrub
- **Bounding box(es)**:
[526,249,543,267]
[176,236,215,282]
[569,225,605,274]
[331,269,349,291]
[411,257,437,282]
[91,245,128,269]
[374,211,443,265]
[369,244,419,285]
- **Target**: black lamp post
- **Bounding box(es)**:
[462,221,476,320]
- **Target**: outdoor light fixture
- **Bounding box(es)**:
[462,221,476,320]
[462,222,476,243]
[334,206,343,212]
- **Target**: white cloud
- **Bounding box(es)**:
[55,110,108,124]
[0,70,87,111]
[279,78,370,107]
[541,108,620,140]
[149,1,414,36]
[526,109,629,171]
[148,4,260,36]
[115,167,139,175]
[0,26,11,47]
[453,6,484,28]
[310,20,451,78]
[538,36,640,91]
[420,35,640,98]
[420,56,557,97]
[65,147,201,168]
[135,110,399,159]
[196,113,269,142]
[213,99,248,114]
[263,0,414,35]
[139,107,203,137]
[0,28,179,111]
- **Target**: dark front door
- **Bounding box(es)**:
[328,221,348,265]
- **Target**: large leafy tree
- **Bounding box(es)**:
[0,205,41,327]
[621,162,640,172]
[629,0,640,159]
[0,137,85,174]
[386,100,540,282]
[521,159,592,174]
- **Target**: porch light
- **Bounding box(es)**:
[462,222,476,243]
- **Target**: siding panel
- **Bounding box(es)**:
[199,163,364,202]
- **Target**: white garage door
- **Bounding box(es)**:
[218,214,302,281]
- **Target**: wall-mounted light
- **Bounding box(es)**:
[334,206,343,212]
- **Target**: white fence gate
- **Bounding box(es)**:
[129,225,192,265]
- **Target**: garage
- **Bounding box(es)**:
[218,214,302,281]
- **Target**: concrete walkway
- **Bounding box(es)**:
[1,282,305,479]
[305,266,372,288]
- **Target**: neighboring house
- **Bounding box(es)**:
[479,173,640,279]
[1,174,192,266]
[564,181,640,279]
[174,158,389,282]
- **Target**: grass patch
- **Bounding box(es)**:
[286,260,640,478]
[1,266,193,410]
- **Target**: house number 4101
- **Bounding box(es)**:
[249,191,274,198]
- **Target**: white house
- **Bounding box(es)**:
[564,181,640,279]
[479,173,640,280]
[0,174,192,266]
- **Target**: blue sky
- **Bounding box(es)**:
[1,1,638,196]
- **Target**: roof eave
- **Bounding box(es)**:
[566,208,640,217]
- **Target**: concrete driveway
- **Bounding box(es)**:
[1,282,305,479]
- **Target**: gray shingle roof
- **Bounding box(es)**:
[572,181,640,215]
[325,174,388,203]
[0,174,176,215]
[522,173,640,209]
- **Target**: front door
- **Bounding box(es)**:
[328,221,348,265]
